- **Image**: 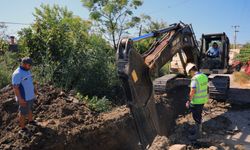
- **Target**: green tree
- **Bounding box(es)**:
[0,24,21,88]
[18,4,119,98]
[81,0,143,50]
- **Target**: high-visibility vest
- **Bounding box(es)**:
[191,73,208,104]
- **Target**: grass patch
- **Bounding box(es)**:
[76,93,112,112]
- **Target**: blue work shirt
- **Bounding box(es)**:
[207,47,220,57]
[12,66,35,101]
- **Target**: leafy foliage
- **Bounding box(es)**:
[0,39,8,54]
[159,63,170,76]
[81,0,143,50]
[0,62,11,88]
[235,43,250,63]
[0,52,20,88]
[18,4,120,98]
[76,93,112,112]
[140,16,168,34]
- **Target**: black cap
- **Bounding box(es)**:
[10,36,15,39]
[21,57,33,65]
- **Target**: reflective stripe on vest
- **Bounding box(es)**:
[191,73,208,104]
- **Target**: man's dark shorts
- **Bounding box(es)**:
[18,99,35,115]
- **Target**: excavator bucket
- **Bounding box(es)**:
[116,39,159,148]
[121,46,152,107]
[116,23,200,148]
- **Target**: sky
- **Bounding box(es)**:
[0,0,249,44]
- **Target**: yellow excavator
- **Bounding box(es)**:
[116,22,199,148]
[116,22,230,148]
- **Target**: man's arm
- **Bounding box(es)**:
[186,87,196,108]
[13,85,26,107]
[189,88,196,101]
[189,79,197,102]
[206,47,211,54]
[12,72,26,106]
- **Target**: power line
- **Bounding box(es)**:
[232,25,240,49]
[0,21,31,25]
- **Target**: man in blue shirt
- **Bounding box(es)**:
[206,42,220,58]
[12,57,37,134]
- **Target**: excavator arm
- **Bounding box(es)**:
[116,22,199,148]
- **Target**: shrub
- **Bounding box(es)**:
[0,52,20,88]
[18,4,120,100]
[76,93,112,112]
[234,48,250,64]
[0,65,10,88]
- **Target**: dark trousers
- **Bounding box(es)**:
[190,104,204,124]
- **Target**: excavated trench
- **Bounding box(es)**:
[0,84,189,150]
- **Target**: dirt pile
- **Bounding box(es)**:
[168,100,250,149]
[1,81,249,150]
[0,84,139,150]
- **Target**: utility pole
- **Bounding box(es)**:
[232,25,240,49]
[139,25,142,36]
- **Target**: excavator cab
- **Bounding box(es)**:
[199,33,230,74]
[199,33,230,100]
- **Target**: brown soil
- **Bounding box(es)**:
[1,75,250,150]
[167,99,250,150]
[0,84,139,150]
[149,74,250,150]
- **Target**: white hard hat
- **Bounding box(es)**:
[185,63,196,74]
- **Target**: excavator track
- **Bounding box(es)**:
[153,74,190,93]
[208,75,230,100]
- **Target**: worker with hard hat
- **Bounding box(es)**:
[185,63,208,138]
